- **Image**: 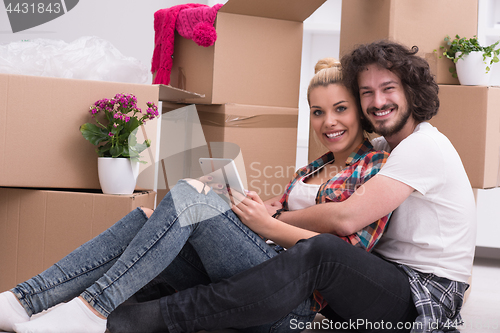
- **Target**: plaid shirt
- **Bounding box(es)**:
[280,138,390,252]
[278,139,390,312]
[401,265,468,333]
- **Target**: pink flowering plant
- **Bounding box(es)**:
[80,93,159,162]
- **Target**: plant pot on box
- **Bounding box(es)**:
[98,157,140,194]
[80,93,159,195]
[455,51,492,85]
[439,35,500,86]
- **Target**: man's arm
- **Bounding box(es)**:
[278,174,415,236]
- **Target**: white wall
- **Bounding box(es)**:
[478,0,500,86]
[297,0,342,167]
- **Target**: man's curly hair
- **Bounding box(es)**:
[341,40,439,132]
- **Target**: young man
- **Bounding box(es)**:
[108,41,476,333]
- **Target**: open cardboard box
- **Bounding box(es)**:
[168,0,326,108]
[430,85,500,189]
[0,187,155,291]
[157,102,298,202]
[339,0,478,84]
[0,73,203,190]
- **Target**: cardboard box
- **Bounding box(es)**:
[0,187,155,291]
[0,73,202,190]
[473,188,500,249]
[339,0,478,84]
[168,0,326,107]
[430,85,500,189]
[158,103,298,201]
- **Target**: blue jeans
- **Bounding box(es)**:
[11,180,316,330]
[161,234,417,333]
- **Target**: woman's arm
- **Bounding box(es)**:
[231,175,414,248]
[232,192,318,248]
[278,174,415,236]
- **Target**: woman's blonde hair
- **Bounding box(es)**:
[307,58,342,104]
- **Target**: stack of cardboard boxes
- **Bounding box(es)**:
[0,74,204,291]
[158,0,327,201]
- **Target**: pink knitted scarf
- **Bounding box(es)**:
[151,3,223,85]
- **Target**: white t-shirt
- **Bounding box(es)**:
[287,178,320,211]
[372,122,476,283]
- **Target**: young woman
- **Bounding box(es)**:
[0,58,390,333]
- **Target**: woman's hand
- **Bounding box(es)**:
[231,191,275,234]
[232,191,319,248]
[185,175,227,196]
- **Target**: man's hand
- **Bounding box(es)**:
[263,196,283,216]
[265,200,282,216]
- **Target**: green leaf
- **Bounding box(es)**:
[112,124,123,134]
[133,141,151,155]
[128,131,138,147]
[122,145,130,158]
[440,34,500,74]
[80,123,109,146]
[97,142,112,157]
[123,117,141,134]
[110,145,125,158]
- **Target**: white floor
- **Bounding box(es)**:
[458,256,500,333]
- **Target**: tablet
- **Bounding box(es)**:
[199,158,247,201]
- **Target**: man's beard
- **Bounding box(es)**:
[366,103,411,137]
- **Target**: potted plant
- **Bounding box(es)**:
[80,93,159,194]
[439,35,500,85]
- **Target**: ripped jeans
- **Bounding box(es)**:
[12,179,316,332]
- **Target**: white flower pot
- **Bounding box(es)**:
[455,51,492,86]
[97,157,140,195]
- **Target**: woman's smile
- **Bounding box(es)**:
[309,83,364,163]
[324,130,346,140]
